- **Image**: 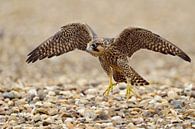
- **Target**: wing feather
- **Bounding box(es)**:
[26,23,94,63]
[113,27,191,62]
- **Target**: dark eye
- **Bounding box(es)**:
[91,43,96,48]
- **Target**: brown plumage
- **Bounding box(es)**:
[113,68,149,86]
[26,23,94,63]
[26,23,191,98]
[113,27,191,62]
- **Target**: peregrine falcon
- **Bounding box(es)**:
[26,23,191,98]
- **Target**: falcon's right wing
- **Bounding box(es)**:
[26,23,96,63]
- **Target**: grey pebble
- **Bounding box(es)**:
[170,100,184,109]
[3,92,16,99]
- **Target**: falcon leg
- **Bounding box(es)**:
[126,80,140,99]
[103,75,117,96]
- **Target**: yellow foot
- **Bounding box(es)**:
[103,83,117,96]
[126,84,140,99]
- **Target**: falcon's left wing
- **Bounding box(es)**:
[112,27,191,62]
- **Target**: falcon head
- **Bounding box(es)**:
[86,38,113,56]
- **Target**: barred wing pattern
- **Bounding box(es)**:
[113,27,191,62]
[26,23,93,63]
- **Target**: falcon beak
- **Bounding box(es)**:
[86,44,92,52]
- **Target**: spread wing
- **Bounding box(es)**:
[113,27,191,62]
[26,23,95,63]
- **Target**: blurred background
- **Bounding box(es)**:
[0,0,194,88]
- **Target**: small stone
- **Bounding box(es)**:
[170,100,184,109]
[43,121,51,126]
[78,109,97,121]
[154,95,162,101]
[98,122,113,128]
[85,88,98,95]
[131,117,144,124]
[40,114,48,120]
[127,123,137,129]
[185,109,195,117]
[8,100,14,106]
[27,88,37,101]
[183,121,191,128]
[148,96,162,104]
[33,114,41,122]
[75,99,89,105]
[0,115,7,123]
[12,107,20,113]
[65,118,75,122]
[96,110,109,120]
[48,108,58,116]
[184,83,193,95]
[0,108,5,115]
[3,92,16,99]
[65,122,74,129]
[190,91,195,98]
[35,108,48,114]
[111,116,123,124]
[167,90,178,100]
[35,101,43,107]
[44,117,54,124]
[37,89,46,101]
[43,102,53,107]
[192,121,195,128]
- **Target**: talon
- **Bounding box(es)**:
[103,83,117,96]
[126,83,140,99]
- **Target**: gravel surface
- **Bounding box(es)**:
[0,0,195,128]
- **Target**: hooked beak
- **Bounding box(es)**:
[86,44,92,52]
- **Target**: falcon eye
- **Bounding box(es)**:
[91,43,97,48]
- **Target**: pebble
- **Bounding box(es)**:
[192,121,195,128]
[43,102,53,107]
[0,108,6,115]
[127,123,137,129]
[170,100,184,109]
[35,101,43,107]
[131,118,144,124]
[78,109,97,121]
[85,88,98,95]
[149,95,162,104]
[27,88,37,101]
[111,116,123,124]
[33,114,41,122]
[34,108,48,114]
[3,92,16,99]
[48,108,58,116]
[190,91,195,98]
[96,110,109,120]
[98,122,113,128]
[65,117,75,122]
[167,90,178,100]
[75,98,89,105]
[184,84,193,95]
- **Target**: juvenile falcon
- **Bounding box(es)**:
[26,23,191,98]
